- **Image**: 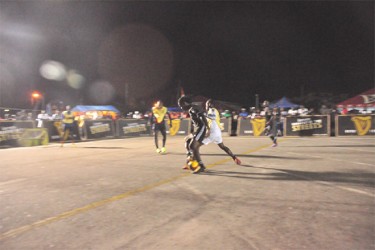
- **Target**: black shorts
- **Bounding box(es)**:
[154,123,166,131]
[63,123,74,132]
[193,125,206,143]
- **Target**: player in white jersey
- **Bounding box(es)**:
[202,99,241,165]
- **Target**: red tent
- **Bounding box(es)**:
[337,88,375,108]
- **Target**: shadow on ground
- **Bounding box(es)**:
[201,164,375,188]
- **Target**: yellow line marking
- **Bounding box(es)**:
[0,143,273,241]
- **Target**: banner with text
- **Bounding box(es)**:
[285,115,330,136]
[0,120,35,146]
[83,120,115,139]
[116,119,150,137]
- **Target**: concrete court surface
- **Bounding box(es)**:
[0,136,374,250]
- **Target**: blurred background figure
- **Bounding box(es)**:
[239,108,249,118]
[266,107,280,147]
[230,111,239,136]
[36,110,50,128]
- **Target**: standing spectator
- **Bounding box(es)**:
[36,110,50,128]
[230,111,239,136]
[278,107,287,136]
[260,100,269,117]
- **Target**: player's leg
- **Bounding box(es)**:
[191,126,207,174]
[154,126,161,153]
[270,122,278,147]
[68,127,75,145]
[269,129,278,147]
[60,124,68,147]
[160,124,167,153]
[190,140,205,173]
[218,142,241,165]
[182,136,194,170]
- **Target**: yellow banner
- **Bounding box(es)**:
[250,118,266,136]
[169,119,181,136]
[351,116,372,136]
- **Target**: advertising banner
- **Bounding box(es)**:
[116,119,150,137]
[42,120,79,141]
[17,128,49,147]
[83,119,115,139]
[166,119,191,136]
[336,115,375,136]
[220,118,230,135]
[0,120,35,146]
[237,117,267,136]
[0,121,49,146]
[285,115,330,136]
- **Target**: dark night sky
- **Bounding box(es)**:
[0,1,374,110]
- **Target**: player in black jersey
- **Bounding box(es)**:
[178,95,210,174]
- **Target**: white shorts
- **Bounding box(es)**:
[202,123,223,145]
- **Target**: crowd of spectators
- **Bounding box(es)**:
[1,101,374,122]
[228,103,374,121]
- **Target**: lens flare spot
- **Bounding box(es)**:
[67,70,85,89]
[89,80,115,104]
[39,60,66,81]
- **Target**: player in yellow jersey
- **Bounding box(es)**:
[60,105,76,147]
[150,100,172,154]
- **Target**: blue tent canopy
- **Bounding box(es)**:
[269,97,299,109]
[71,105,120,113]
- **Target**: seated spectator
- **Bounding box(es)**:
[280,107,288,117]
[341,106,348,115]
[52,110,62,120]
[16,110,27,120]
[239,108,249,118]
[348,109,359,114]
[319,105,331,115]
[360,107,372,114]
[249,107,257,119]
[288,108,298,116]
[298,105,309,116]
[307,108,315,115]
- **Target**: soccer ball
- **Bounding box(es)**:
[188,160,199,170]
